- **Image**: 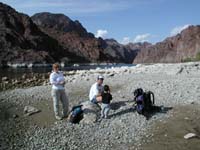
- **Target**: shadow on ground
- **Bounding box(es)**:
[109,100,173,120]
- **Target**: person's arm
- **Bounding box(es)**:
[97,85,104,96]
[50,73,58,85]
[59,73,66,85]
[59,79,65,86]
[50,72,66,86]
[96,93,102,97]
[110,94,112,100]
[90,84,103,101]
[50,73,63,85]
[89,84,98,100]
[92,84,99,98]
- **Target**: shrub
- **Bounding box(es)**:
[181,52,200,62]
[195,52,200,61]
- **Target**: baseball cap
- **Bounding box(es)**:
[97,75,104,80]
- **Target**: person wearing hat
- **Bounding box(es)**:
[89,75,104,104]
[50,63,69,120]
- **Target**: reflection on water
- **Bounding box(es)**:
[0,67,51,79]
[0,64,135,79]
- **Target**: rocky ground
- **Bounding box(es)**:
[0,62,200,150]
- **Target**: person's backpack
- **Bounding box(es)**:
[69,105,83,124]
[134,88,155,114]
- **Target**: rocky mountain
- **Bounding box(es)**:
[0,2,137,67]
[102,39,151,63]
[3,2,199,66]
[0,2,89,66]
[134,25,200,63]
[31,13,141,63]
[31,12,101,62]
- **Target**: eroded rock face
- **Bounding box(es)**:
[0,2,88,66]
[32,13,115,63]
[133,25,200,63]
[0,3,50,64]
[2,2,200,65]
[0,2,154,65]
[31,13,151,63]
[102,39,151,63]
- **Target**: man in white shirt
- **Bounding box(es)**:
[50,63,69,120]
[89,75,104,104]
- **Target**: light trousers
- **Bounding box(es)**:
[101,103,110,118]
[51,89,69,117]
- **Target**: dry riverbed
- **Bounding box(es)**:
[0,62,200,150]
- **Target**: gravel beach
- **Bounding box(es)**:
[0,62,200,150]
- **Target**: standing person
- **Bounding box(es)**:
[101,85,112,119]
[50,63,69,120]
[89,75,104,104]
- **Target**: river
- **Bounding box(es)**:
[0,64,135,79]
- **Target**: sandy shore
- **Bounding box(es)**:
[0,62,200,150]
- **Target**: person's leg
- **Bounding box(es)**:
[51,89,61,119]
[104,104,110,119]
[60,90,69,117]
[101,103,106,118]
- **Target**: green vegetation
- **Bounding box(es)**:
[181,52,200,62]
[196,52,200,61]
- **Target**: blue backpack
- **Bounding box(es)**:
[69,105,83,124]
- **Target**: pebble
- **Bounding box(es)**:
[184,133,198,139]
[13,114,19,118]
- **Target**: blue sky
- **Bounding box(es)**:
[1,0,200,44]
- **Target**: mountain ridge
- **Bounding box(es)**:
[133,25,200,63]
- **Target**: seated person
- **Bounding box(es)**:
[89,75,104,104]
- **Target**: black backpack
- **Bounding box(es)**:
[69,105,84,124]
[134,88,155,114]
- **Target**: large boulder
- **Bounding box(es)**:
[80,101,101,124]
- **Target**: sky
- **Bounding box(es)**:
[1,0,200,44]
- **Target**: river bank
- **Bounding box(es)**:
[140,105,200,150]
[0,62,200,149]
[0,63,134,91]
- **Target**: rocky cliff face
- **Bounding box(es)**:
[31,13,143,63]
[102,39,151,63]
[0,2,87,66]
[134,25,200,63]
[0,2,153,66]
[31,13,116,63]
[2,2,199,66]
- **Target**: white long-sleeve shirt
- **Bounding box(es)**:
[89,82,103,101]
[50,71,65,90]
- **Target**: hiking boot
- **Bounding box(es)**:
[55,115,62,120]
[62,113,68,118]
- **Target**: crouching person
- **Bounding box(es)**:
[101,85,112,119]
[50,63,69,120]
